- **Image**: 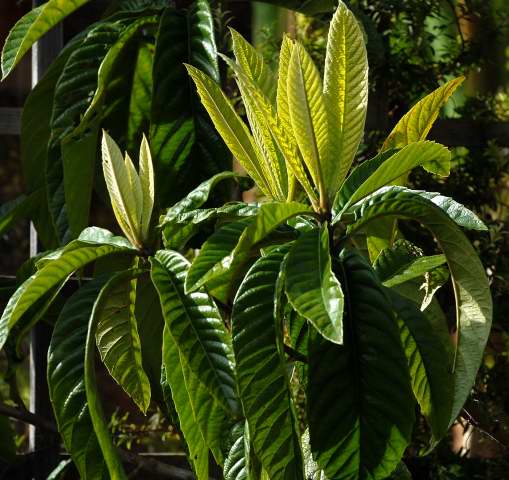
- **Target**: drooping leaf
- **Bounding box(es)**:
[1,0,91,79]
[382,77,465,151]
[162,327,209,479]
[185,217,253,294]
[287,43,328,200]
[388,290,454,440]
[85,274,130,480]
[323,0,369,193]
[94,268,151,413]
[150,2,230,206]
[232,246,304,479]
[285,225,344,344]
[186,64,270,196]
[48,276,110,479]
[0,228,136,350]
[150,250,239,415]
[307,250,415,479]
[347,187,492,427]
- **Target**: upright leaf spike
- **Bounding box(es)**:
[139,133,155,241]
[324,0,369,197]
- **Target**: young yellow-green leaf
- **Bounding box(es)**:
[277,35,294,134]
[285,225,344,344]
[323,0,369,194]
[347,141,451,207]
[224,55,287,200]
[229,64,317,205]
[382,77,465,151]
[101,131,141,248]
[95,269,151,414]
[186,64,272,196]
[139,134,154,240]
[287,43,328,203]
[1,0,91,79]
[230,28,276,101]
[124,153,143,223]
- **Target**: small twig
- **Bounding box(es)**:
[0,402,210,479]
[0,401,57,433]
[284,344,308,364]
[462,408,509,452]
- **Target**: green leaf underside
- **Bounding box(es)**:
[1,0,91,79]
[162,328,210,479]
[85,274,129,480]
[94,268,151,413]
[285,225,344,344]
[308,250,414,479]
[48,277,109,479]
[0,228,135,350]
[232,246,304,479]
[224,421,249,480]
[347,187,492,426]
[323,1,369,193]
[388,290,454,439]
[150,250,238,415]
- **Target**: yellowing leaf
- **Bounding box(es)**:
[323,0,369,195]
[288,43,328,207]
[185,64,272,197]
[139,134,154,241]
[382,77,465,151]
[277,35,294,134]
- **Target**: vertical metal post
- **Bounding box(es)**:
[29,1,63,477]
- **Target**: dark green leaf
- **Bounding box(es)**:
[388,290,453,440]
[0,191,42,236]
[150,1,230,206]
[285,225,344,344]
[232,246,304,479]
[48,276,109,479]
[307,250,415,479]
[347,186,492,427]
[150,250,239,415]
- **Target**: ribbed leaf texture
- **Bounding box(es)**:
[347,187,492,427]
[150,1,230,206]
[186,64,270,196]
[0,228,135,350]
[185,217,253,294]
[287,43,328,197]
[223,421,249,480]
[388,290,454,440]
[1,0,90,79]
[232,246,304,480]
[285,225,344,344]
[150,250,239,415]
[383,77,465,150]
[48,277,109,479]
[94,268,151,413]
[323,0,369,194]
[307,250,415,479]
[162,327,210,479]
